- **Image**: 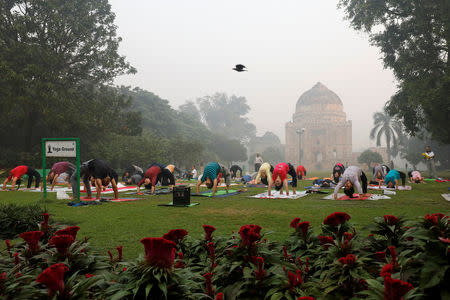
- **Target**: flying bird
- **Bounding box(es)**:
[233,64,247,72]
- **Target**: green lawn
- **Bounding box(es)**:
[1,175,449,259]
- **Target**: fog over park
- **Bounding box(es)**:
[109,0,397,151]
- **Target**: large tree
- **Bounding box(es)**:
[197,93,256,143]
[0,0,136,154]
[338,0,450,143]
[370,110,403,161]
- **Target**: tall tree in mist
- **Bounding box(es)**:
[197,93,256,142]
[339,0,450,144]
[0,0,137,155]
[370,110,403,161]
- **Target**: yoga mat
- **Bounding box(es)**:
[245,184,268,188]
[321,193,381,201]
[442,194,450,201]
[304,185,334,190]
[67,201,102,207]
[192,189,244,198]
[250,191,308,199]
[127,188,172,195]
[436,179,450,182]
[338,194,371,201]
[199,183,240,187]
[424,178,435,182]
[81,185,138,194]
[158,202,199,207]
[368,185,412,191]
[80,196,141,202]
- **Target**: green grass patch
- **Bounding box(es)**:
[1,176,449,259]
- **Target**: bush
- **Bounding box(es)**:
[0,212,448,299]
[0,204,46,239]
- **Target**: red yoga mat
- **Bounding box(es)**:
[338,194,370,201]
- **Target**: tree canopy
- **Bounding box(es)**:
[358,149,383,167]
[339,0,450,143]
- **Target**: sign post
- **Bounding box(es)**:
[42,138,80,201]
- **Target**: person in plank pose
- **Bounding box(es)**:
[70,159,119,200]
[196,162,231,197]
[383,169,406,189]
[333,165,368,200]
[331,163,345,183]
[137,163,175,195]
[2,165,41,190]
[255,162,274,185]
[408,170,424,184]
[45,161,76,191]
[122,165,144,184]
[230,165,243,179]
[268,162,297,196]
[296,165,307,180]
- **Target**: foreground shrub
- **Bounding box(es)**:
[0,212,448,299]
[0,204,47,239]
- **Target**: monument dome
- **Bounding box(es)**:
[285,82,353,170]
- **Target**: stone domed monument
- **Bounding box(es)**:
[285,82,353,170]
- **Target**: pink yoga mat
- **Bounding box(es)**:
[338,194,371,201]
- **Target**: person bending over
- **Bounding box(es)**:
[45,161,75,191]
[255,163,274,185]
[137,164,164,195]
[122,165,144,184]
[268,163,297,196]
[296,165,307,180]
[331,163,345,183]
[334,166,368,200]
[70,159,118,200]
[2,165,41,190]
[157,164,176,187]
[230,165,243,179]
[383,169,406,189]
[408,170,424,184]
[371,163,388,185]
[196,162,231,197]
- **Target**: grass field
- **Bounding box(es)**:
[1,172,449,259]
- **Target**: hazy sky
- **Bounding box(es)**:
[109,0,396,151]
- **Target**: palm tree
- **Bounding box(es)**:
[370,110,404,162]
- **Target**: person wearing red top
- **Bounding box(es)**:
[2,165,41,190]
[296,165,307,180]
[137,165,161,194]
[268,163,297,196]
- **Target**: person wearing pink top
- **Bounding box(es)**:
[408,170,424,184]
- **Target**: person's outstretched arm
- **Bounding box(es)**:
[283,179,289,195]
[196,180,202,194]
[2,178,9,190]
[50,174,59,191]
[111,178,119,199]
[211,179,218,197]
[268,179,273,196]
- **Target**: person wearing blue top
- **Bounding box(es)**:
[383,169,406,189]
[196,162,231,196]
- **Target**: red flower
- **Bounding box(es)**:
[290,217,301,228]
[297,221,310,237]
[85,273,94,278]
[40,213,50,231]
[383,215,399,225]
[162,229,188,243]
[140,237,176,269]
[55,226,80,239]
[344,232,353,241]
[203,272,214,297]
[14,253,19,265]
[36,263,69,297]
[376,251,386,262]
[305,257,310,273]
[339,254,357,266]
[380,264,394,278]
[49,235,75,255]
[5,240,11,254]
[383,276,414,300]
[254,257,266,280]
[424,213,448,225]
[239,224,262,247]
[297,297,315,300]
[19,231,44,252]
[323,212,351,226]
[108,250,113,262]
[318,236,334,249]
[208,241,216,262]
[215,293,224,300]
[287,270,302,290]
[439,237,450,244]
[116,245,123,261]
[203,225,216,241]
[388,246,397,266]
[123,267,127,271]
[282,246,291,259]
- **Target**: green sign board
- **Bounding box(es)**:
[42,138,80,201]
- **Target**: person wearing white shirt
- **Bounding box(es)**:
[254,153,263,172]
[423,146,437,178]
